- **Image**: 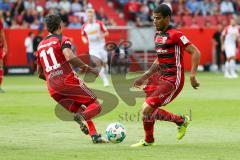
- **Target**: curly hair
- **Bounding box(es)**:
[44,14,62,33]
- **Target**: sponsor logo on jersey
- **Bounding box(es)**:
[156,49,168,53]
[180,36,189,45]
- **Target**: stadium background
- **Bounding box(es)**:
[1,0,240,72]
[1,1,240,160]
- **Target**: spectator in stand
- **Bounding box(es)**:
[45,0,58,11]
[30,19,39,29]
[186,0,201,16]
[208,0,218,15]
[36,7,44,24]
[3,11,12,27]
[147,0,157,11]
[175,0,188,16]
[117,0,128,11]
[200,0,211,16]
[59,9,69,26]
[59,0,71,13]
[71,0,83,13]
[0,0,10,11]
[220,0,235,15]
[23,9,35,24]
[68,16,81,28]
[74,8,87,23]
[24,0,35,10]
[136,2,151,27]
[128,0,140,21]
[10,19,21,28]
[11,0,25,17]
[96,7,109,25]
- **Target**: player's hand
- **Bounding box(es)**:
[133,76,146,88]
[221,45,224,52]
[190,74,200,89]
[84,67,99,83]
[3,46,7,57]
[88,67,99,77]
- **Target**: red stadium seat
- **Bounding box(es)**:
[183,16,192,26]
[194,16,205,27]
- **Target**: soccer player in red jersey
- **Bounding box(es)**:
[36,14,107,143]
[131,4,200,147]
[0,17,8,93]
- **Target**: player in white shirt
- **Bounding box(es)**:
[81,9,110,87]
[221,18,240,78]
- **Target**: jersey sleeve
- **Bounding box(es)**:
[174,31,192,50]
[61,37,72,50]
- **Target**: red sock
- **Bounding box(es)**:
[143,120,155,143]
[86,120,97,136]
[82,101,101,121]
[142,112,156,143]
[154,108,184,125]
[0,69,3,86]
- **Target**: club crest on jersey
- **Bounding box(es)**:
[155,36,168,44]
[162,37,167,44]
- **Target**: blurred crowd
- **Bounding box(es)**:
[0,0,116,29]
[112,0,240,27]
[0,0,239,29]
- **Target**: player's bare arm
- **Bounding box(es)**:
[63,48,98,75]
[101,31,109,38]
[82,35,88,44]
[185,44,200,89]
[133,58,160,88]
[37,63,46,81]
[220,34,225,51]
[1,29,7,56]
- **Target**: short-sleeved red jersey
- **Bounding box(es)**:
[154,26,191,84]
[36,34,79,95]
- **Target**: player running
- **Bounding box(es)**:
[221,18,239,79]
[81,9,110,87]
[131,4,200,147]
[36,14,107,143]
[0,16,8,93]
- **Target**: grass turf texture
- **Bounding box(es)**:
[0,72,240,160]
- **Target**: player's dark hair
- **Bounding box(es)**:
[44,14,62,33]
[154,4,172,18]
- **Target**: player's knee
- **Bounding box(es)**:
[142,103,154,116]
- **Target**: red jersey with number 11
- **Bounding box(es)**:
[36,34,80,95]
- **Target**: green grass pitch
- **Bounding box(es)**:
[0,72,240,160]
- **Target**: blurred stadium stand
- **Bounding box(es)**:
[1,0,240,74]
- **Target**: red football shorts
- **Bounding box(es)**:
[144,74,184,108]
[51,83,97,113]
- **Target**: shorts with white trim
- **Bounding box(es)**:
[144,74,184,108]
[51,82,97,113]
